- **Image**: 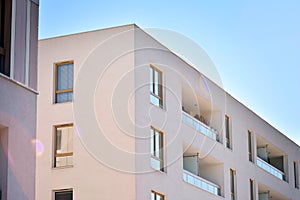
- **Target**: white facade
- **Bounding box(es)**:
[37,24,300,200]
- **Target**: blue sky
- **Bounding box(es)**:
[39,0,300,144]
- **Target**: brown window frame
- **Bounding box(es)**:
[54,61,74,103]
[150,126,165,172]
[151,190,165,200]
[250,179,255,200]
[225,115,232,149]
[294,161,299,189]
[0,0,12,76]
[53,124,74,168]
[150,64,163,108]
[230,168,236,200]
[248,130,253,162]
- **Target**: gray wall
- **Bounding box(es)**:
[0,0,38,199]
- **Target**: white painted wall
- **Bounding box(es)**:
[37,24,300,200]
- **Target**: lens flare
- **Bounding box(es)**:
[31,139,44,156]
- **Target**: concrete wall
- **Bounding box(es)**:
[134,26,300,200]
[0,0,38,199]
[37,24,300,200]
[0,77,37,200]
[37,25,136,200]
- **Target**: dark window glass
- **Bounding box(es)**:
[55,190,73,200]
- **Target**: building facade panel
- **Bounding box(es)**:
[37,24,300,200]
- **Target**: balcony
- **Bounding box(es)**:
[256,136,286,181]
[183,170,221,196]
[182,111,218,141]
[183,151,223,197]
[257,157,284,180]
[258,183,290,200]
[181,82,222,143]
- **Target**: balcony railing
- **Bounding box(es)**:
[256,157,284,180]
[182,111,218,141]
[183,170,221,196]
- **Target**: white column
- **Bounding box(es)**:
[9,0,16,79]
[25,0,31,86]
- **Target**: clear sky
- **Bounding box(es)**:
[39,0,300,145]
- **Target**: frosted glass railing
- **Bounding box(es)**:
[256,157,284,180]
[182,111,218,141]
[183,170,221,196]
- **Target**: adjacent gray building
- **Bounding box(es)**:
[0,0,39,199]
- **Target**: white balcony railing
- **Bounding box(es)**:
[256,157,284,180]
[183,170,221,196]
[182,111,218,141]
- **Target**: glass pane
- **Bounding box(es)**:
[56,126,73,154]
[55,156,73,168]
[150,128,154,155]
[154,70,159,95]
[155,132,161,158]
[157,194,164,200]
[151,192,155,200]
[57,63,74,90]
[225,116,230,139]
[150,94,160,106]
[55,191,73,200]
[150,67,154,93]
[151,157,161,171]
[56,130,62,150]
[56,92,73,103]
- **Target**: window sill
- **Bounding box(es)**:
[150,102,166,111]
[52,165,74,170]
[0,72,38,94]
[150,166,167,175]
[52,101,73,105]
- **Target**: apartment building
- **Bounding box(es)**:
[37,24,300,200]
[0,0,39,199]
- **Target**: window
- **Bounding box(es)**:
[230,169,236,200]
[150,127,164,172]
[150,65,163,108]
[294,161,299,189]
[248,130,253,162]
[250,179,255,200]
[225,115,232,149]
[54,124,73,168]
[54,190,73,200]
[55,61,74,103]
[151,190,164,200]
[0,0,12,76]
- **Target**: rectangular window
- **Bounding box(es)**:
[54,124,73,168]
[150,127,164,172]
[151,190,164,200]
[294,161,299,189]
[54,190,73,200]
[250,179,255,200]
[0,0,12,76]
[55,61,74,103]
[225,115,232,149]
[150,65,163,108]
[230,169,236,200]
[248,130,253,162]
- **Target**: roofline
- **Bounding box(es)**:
[39,23,139,41]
